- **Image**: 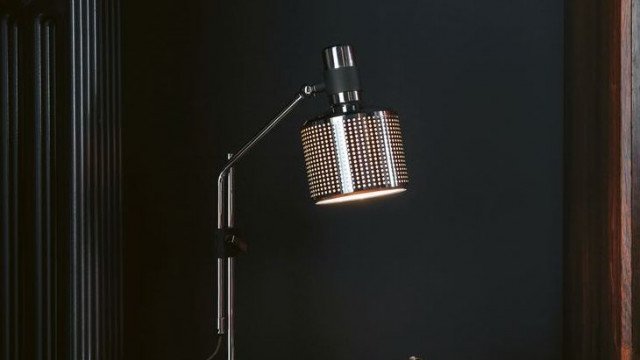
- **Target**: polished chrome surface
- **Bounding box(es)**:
[215,153,234,334]
[227,153,235,228]
[331,90,361,105]
[333,102,361,114]
[216,84,322,188]
[301,110,409,204]
[217,94,303,186]
[215,153,228,334]
[316,188,406,205]
[227,160,235,360]
[227,257,235,360]
[323,44,356,69]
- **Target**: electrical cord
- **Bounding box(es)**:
[205,335,224,360]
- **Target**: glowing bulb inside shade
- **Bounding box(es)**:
[315,188,406,205]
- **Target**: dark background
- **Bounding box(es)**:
[123,0,563,359]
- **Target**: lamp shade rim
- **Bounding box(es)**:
[314,186,407,205]
[302,108,398,128]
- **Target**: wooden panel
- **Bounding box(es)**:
[633,1,640,359]
[564,0,639,358]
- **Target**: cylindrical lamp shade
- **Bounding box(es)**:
[301,110,409,205]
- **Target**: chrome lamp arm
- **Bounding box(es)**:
[216,84,324,191]
[208,44,411,360]
[213,83,324,360]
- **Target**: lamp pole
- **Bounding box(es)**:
[215,85,323,360]
[226,153,235,360]
[211,45,409,360]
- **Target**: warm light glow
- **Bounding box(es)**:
[315,188,406,205]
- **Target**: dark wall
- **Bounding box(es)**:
[123,1,563,359]
[2,0,123,358]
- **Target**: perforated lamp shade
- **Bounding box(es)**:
[301,110,409,205]
[213,44,411,360]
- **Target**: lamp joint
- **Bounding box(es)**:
[214,228,248,258]
[301,83,325,97]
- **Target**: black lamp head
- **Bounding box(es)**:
[301,45,409,205]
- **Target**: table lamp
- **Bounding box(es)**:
[211,44,409,360]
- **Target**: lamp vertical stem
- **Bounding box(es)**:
[216,167,227,335]
[213,87,317,359]
[226,154,235,360]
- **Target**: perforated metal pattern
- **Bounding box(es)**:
[300,110,409,203]
[300,121,342,199]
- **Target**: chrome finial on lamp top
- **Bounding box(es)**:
[301,45,409,205]
[322,45,361,106]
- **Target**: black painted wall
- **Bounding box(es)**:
[123,1,563,359]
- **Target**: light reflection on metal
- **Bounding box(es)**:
[301,110,409,204]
